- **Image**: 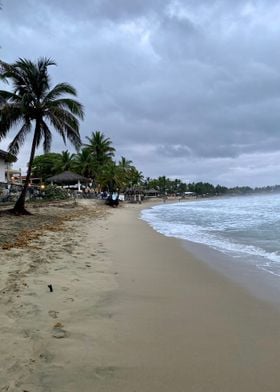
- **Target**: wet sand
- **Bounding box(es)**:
[1,200,280,391]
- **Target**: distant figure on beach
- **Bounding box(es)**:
[101,191,108,200]
[106,190,119,207]
[136,191,142,204]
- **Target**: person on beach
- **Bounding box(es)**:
[106,189,119,207]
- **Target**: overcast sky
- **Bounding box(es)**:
[1,0,280,186]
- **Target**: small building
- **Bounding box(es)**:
[184,191,196,196]
[0,149,17,184]
[144,188,160,198]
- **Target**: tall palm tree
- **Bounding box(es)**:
[129,168,144,187]
[118,156,133,170]
[84,131,115,169]
[73,148,94,178]
[56,150,76,172]
[117,156,134,189]
[98,161,123,191]
[0,57,84,214]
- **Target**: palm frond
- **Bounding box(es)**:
[0,103,23,140]
[48,98,84,119]
[46,108,81,150]
[44,83,77,101]
[0,90,21,102]
[41,120,52,153]
[0,59,15,78]
[45,112,66,144]
[0,56,83,176]
[8,120,32,155]
[14,58,52,99]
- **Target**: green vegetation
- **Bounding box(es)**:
[30,143,270,198]
[44,185,70,200]
[30,132,144,192]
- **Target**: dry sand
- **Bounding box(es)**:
[1,200,280,391]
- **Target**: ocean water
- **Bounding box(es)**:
[141,194,280,278]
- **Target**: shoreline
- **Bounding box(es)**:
[105,203,280,391]
[140,198,280,307]
[180,237,280,307]
[1,200,280,390]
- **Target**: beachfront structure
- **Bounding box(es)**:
[0,149,17,184]
[144,188,160,198]
[46,171,90,192]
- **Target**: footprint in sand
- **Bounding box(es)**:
[39,350,54,362]
[52,323,68,339]
[63,297,74,303]
[48,310,59,319]
[50,255,63,260]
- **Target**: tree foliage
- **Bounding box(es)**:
[0,57,84,213]
[32,152,62,180]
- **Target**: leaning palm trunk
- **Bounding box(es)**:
[11,122,39,214]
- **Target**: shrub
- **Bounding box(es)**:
[44,185,71,200]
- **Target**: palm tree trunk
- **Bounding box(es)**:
[12,121,39,215]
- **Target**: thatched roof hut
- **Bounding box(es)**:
[144,188,159,197]
[46,171,90,189]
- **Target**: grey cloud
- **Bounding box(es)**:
[156,143,192,157]
[2,0,280,186]
[2,0,166,23]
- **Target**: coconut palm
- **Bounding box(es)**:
[117,156,135,189]
[73,148,95,178]
[0,57,84,214]
[55,150,76,172]
[98,161,123,191]
[118,156,133,171]
[84,131,115,169]
[129,168,144,187]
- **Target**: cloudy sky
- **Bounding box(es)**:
[1,0,280,187]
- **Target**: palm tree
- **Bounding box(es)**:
[73,148,94,178]
[55,150,76,172]
[117,156,134,189]
[0,57,84,214]
[129,168,144,187]
[84,131,115,169]
[118,156,133,170]
[98,161,123,191]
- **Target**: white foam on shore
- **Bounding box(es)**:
[141,195,280,277]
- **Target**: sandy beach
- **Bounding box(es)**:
[1,199,280,391]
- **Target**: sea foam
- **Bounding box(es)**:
[141,194,280,277]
